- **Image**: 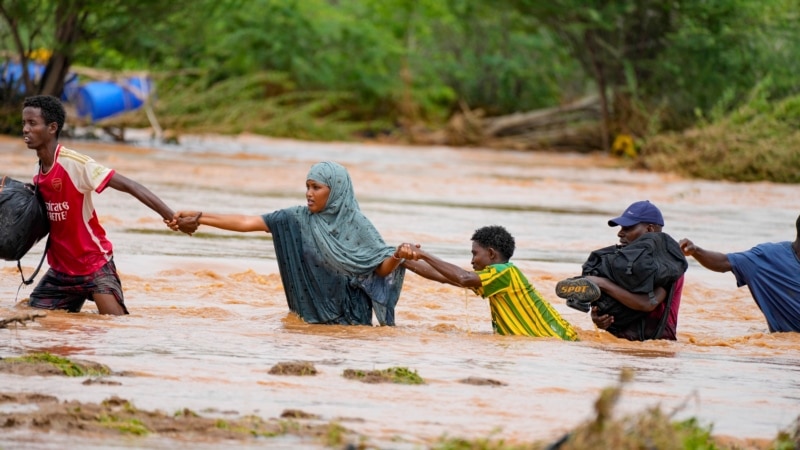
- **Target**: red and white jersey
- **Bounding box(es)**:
[33,144,115,276]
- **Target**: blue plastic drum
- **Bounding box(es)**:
[74,76,152,122]
[0,62,45,93]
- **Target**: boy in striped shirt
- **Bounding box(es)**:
[396,225,577,340]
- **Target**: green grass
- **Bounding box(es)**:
[638,85,800,183]
[342,366,425,385]
[5,352,110,377]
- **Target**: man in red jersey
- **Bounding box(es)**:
[21,95,195,315]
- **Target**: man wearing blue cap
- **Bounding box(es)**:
[680,215,800,333]
[556,200,687,341]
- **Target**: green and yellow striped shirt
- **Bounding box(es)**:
[472,262,578,341]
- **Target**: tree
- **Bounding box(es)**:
[506,0,687,151]
[0,0,190,98]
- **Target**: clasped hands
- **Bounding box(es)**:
[165,211,202,236]
[395,243,422,260]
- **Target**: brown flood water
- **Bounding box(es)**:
[1,133,799,448]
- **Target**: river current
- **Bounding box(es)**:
[1,133,798,448]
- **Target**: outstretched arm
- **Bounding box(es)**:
[107,172,194,235]
[172,211,270,233]
[679,238,732,273]
[374,254,407,277]
[108,172,173,220]
[401,259,452,284]
[396,243,481,288]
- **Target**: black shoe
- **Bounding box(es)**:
[555,277,601,312]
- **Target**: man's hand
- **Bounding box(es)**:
[679,238,696,256]
[167,211,201,235]
[395,243,422,260]
[590,305,614,330]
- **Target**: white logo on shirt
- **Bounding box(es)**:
[46,201,70,221]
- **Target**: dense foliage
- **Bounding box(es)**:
[1,0,798,181]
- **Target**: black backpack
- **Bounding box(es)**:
[581,232,688,337]
[0,176,50,284]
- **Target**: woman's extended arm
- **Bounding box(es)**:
[172,211,270,233]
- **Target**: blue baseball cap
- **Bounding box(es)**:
[608,200,664,227]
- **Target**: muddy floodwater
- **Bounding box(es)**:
[1,133,798,449]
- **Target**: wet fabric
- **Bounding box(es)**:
[262,161,404,325]
[472,262,578,340]
[33,145,115,276]
[264,208,404,325]
[28,258,128,314]
[612,275,684,341]
[0,176,49,261]
[728,241,800,332]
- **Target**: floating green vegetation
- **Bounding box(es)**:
[269,361,318,376]
[5,352,110,377]
[325,422,349,447]
[342,366,424,385]
[99,414,150,436]
[174,408,199,418]
[432,435,528,450]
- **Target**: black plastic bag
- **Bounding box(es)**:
[0,176,49,261]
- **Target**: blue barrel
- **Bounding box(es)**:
[0,62,45,93]
[74,76,152,122]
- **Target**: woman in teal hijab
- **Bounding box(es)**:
[171,161,406,325]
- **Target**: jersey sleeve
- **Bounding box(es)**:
[59,147,115,194]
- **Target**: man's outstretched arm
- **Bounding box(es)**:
[680,238,732,273]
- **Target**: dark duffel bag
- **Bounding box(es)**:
[0,176,49,261]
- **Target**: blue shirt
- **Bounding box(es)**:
[728,241,800,332]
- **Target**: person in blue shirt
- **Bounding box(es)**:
[679,214,800,333]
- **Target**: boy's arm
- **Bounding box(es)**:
[107,172,173,221]
[397,244,481,289]
[402,259,455,285]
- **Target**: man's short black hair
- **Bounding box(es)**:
[23,95,66,138]
[471,225,515,261]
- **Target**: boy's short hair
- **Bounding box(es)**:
[471,225,515,261]
[23,95,66,138]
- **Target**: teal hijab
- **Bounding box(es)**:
[263,161,404,325]
[294,161,394,275]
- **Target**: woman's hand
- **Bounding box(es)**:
[395,243,421,260]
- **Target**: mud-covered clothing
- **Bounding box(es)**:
[611,275,684,341]
[29,259,127,314]
[32,144,115,276]
[471,262,578,340]
[728,241,800,332]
